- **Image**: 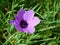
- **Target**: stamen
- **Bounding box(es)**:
[20,20,28,28]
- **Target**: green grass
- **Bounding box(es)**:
[0,0,60,45]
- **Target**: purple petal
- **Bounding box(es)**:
[10,20,18,26]
[16,9,25,21]
[14,16,20,24]
[23,10,34,21]
[23,27,35,34]
[15,26,24,32]
[10,20,24,32]
[28,17,40,27]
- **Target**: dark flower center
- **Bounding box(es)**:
[20,20,28,28]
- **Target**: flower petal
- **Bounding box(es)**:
[10,20,24,32]
[10,20,18,26]
[14,16,20,24]
[23,27,35,34]
[28,17,40,26]
[23,10,34,21]
[16,9,25,21]
[15,26,24,32]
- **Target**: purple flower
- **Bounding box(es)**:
[10,9,40,34]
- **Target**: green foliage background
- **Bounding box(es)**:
[0,0,60,45]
